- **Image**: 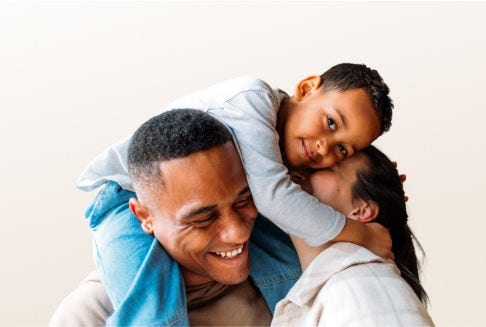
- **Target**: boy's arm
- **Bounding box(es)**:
[76,135,134,191]
[223,86,392,259]
[290,220,392,272]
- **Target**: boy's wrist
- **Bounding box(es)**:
[332,218,366,245]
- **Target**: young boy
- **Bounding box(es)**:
[77,63,394,324]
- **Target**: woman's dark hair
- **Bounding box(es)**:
[351,145,429,304]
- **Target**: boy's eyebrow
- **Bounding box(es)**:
[335,108,347,129]
[181,205,217,220]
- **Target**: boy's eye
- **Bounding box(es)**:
[327,116,337,131]
[338,145,348,156]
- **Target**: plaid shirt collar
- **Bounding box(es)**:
[286,242,387,307]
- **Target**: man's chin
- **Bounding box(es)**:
[206,243,251,284]
[213,269,250,285]
[208,259,251,285]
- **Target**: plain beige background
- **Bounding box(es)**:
[1,2,485,326]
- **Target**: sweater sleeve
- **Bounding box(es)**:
[75,135,134,192]
[217,87,345,246]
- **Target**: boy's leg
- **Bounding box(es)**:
[87,181,189,326]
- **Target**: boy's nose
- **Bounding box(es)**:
[316,139,330,157]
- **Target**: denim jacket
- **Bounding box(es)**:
[87,182,301,326]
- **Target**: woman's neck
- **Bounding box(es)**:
[289,234,332,271]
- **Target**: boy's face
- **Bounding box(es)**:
[132,142,257,286]
[281,86,381,169]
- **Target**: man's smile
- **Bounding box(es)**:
[210,243,247,260]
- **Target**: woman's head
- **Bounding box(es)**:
[291,145,428,303]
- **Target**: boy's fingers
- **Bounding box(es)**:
[400,174,407,183]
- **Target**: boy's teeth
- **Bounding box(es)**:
[215,246,243,259]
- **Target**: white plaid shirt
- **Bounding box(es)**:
[272,242,434,327]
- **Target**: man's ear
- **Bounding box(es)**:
[347,200,379,223]
[294,75,323,101]
[129,198,153,235]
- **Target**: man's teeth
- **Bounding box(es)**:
[215,246,243,259]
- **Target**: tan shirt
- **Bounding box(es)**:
[187,280,271,326]
[271,242,434,327]
[50,271,113,327]
[50,272,271,326]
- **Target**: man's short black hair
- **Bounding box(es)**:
[320,63,394,134]
[128,109,233,187]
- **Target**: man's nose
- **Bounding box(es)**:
[218,210,251,243]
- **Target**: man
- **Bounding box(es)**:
[51,109,301,326]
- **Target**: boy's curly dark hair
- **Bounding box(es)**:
[320,63,394,134]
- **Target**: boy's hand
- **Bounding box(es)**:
[333,218,393,261]
[362,222,394,261]
[392,161,409,202]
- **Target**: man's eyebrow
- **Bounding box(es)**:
[180,187,250,220]
[237,186,251,196]
[181,205,217,220]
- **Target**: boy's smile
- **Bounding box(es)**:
[279,84,381,169]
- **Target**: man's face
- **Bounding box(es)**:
[282,88,381,169]
[138,142,257,286]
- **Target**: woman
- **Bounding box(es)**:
[272,145,434,326]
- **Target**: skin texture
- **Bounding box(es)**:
[129,142,257,286]
[278,75,381,169]
[291,153,376,219]
[290,153,380,270]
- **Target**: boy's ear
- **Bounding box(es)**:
[347,200,379,223]
[129,198,154,235]
[294,75,323,101]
